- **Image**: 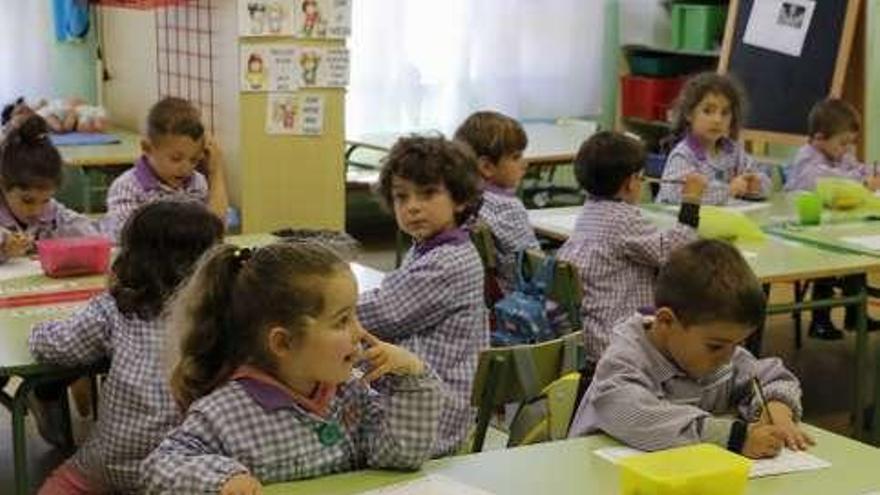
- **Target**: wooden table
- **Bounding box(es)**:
[0,232,385,495]
[265,425,880,494]
[56,128,142,213]
[527,205,880,441]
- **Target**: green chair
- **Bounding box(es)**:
[869,344,880,446]
[469,332,584,452]
[469,221,500,307]
[522,248,583,332]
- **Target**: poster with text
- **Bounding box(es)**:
[241,44,301,92]
[239,0,296,37]
[294,0,352,39]
[295,47,349,88]
[266,93,325,135]
[743,0,816,57]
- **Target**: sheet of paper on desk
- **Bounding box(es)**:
[842,235,880,252]
[356,474,495,495]
[660,201,771,214]
[594,446,830,478]
[0,258,43,281]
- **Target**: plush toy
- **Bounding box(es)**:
[74,104,108,133]
[31,97,108,134]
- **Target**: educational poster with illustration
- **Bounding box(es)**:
[240,44,300,92]
[295,47,349,88]
[294,0,352,39]
[239,0,296,36]
[266,93,325,135]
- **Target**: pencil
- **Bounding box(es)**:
[752,376,775,425]
[873,161,877,177]
[643,177,685,185]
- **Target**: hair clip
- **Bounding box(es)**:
[233,247,252,267]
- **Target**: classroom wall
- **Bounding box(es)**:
[50,19,98,104]
[98,4,242,208]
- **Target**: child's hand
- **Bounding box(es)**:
[758,402,815,451]
[681,173,708,202]
[221,473,262,495]
[866,175,880,191]
[3,232,32,259]
[359,328,425,382]
[200,134,223,177]
[742,423,786,459]
[743,173,763,195]
[729,175,750,197]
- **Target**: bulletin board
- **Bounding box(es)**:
[717,0,862,147]
[237,0,351,233]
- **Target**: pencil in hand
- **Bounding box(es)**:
[752,376,775,425]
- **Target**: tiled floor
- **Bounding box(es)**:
[2,232,877,493]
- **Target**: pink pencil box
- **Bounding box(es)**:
[36,236,112,278]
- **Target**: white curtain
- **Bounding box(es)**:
[0,0,53,103]
[346,0,606,136]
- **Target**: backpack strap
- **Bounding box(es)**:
[511,346,542,400]
[513,250,530,292]
[531,254,556,297]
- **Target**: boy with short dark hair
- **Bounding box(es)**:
[557,131,706,363]
[569,240,812,459]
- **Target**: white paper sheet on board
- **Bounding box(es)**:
[743,0,816,57]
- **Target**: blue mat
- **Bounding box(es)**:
[50,132,122,147]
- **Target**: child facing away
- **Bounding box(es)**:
[357,136,489,456]
[569,239,813,458]
[29,199,224,493]
[102,96,228,240]
[453,111,540,294]
[142,242,443,493]
[557,131,706,365]
[0,114,98,262]
[784,98,880,338]
[656,72,771,205]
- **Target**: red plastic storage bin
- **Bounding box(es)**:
[37,236,112,278]
[621,75,686,122]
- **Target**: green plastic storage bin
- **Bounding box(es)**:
[627,50,714,77]
[671,3,727,52]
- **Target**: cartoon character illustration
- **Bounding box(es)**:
[267,2,284,34]
[248,2,267,34]
[300,0,326,37]
[246,53,267,90]
[299,51,321,86]
[272,98,297,130]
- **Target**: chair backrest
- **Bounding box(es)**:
[469,221,501,307]
[469,220,497,273]
[522,248,583,331]
[469,332,584,452]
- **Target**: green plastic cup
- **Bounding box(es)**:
[796,192,822,225]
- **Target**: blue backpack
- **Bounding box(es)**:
[492,252,557,346]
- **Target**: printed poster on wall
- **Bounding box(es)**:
[266,93,325,135]
[239,0,296,37]
[742,0,816,57]
[295,47,349,88]
[294,0,352,39]
[241,44,300,92]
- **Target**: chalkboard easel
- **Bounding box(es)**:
[717,0,864,157]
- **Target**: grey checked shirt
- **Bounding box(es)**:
[477,185,540,293]
[569,314,803,451]
[357,228,489,456]
[101,156,208,240]
[784,144,867,192]
[556,200,696,362]
[141,373,442,493]
[657,136,770,205]
[29,292,179,493]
